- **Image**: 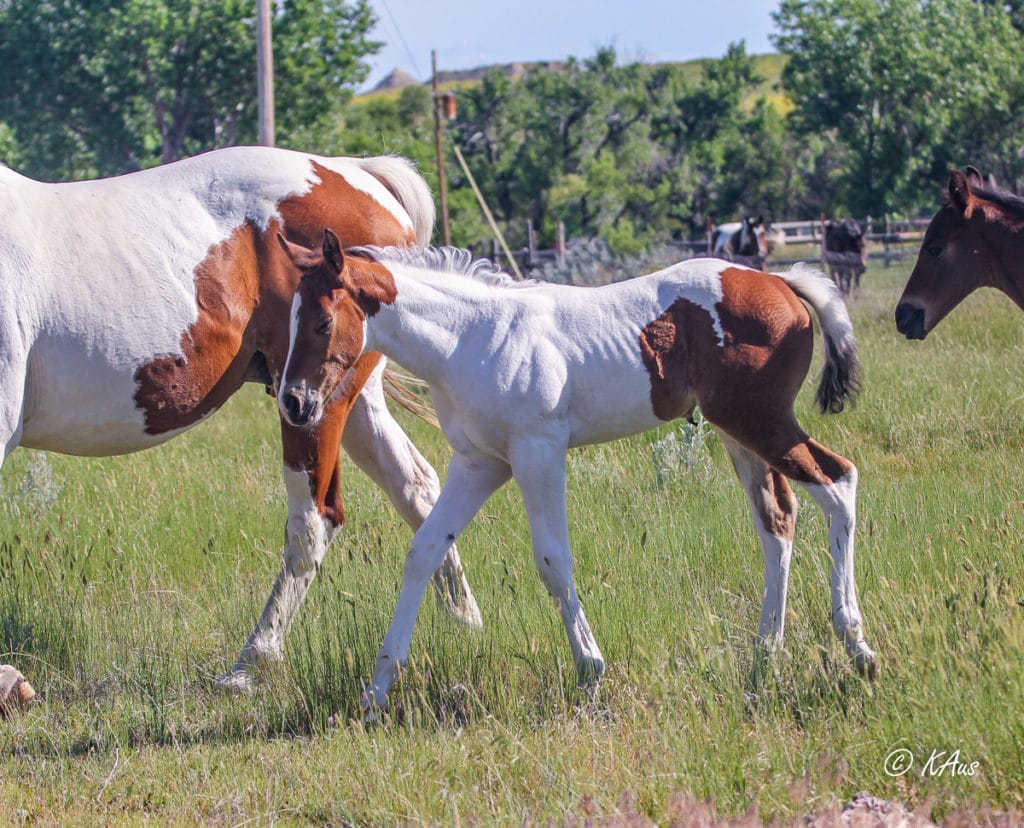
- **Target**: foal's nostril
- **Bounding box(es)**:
[283,391,304,425]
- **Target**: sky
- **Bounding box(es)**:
[362,0,781,91]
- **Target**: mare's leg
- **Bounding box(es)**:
[219,362,370,691]
[341,361,481,627]
[712,414,876,677]
[364,452,511,711]
[719,434,798,653]
[510,438,604,688]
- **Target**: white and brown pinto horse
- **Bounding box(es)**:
[277,234,878,711]
[711,216,769,269]
[896,167,1024,339]
[0,146,483,691]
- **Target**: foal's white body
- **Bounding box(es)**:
[286,250,875,708]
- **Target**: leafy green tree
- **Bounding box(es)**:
[0,0,379,179]
[774,0,1023,216]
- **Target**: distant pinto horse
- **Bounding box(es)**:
[823,218,868,299]
[0,146,483,691]
[711,216,769,269]
[896,167,1024,340]
[277,234,878,712]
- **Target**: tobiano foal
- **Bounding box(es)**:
[278,232,878,710]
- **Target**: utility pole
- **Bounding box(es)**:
[432,50,451,246]
[257,0,275,146]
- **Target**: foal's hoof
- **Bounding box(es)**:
[576,657,606,699]
[853,648,878,681]
[359,683,386,727]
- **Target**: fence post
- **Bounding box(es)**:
[705,215,713,255]
[526,219,536,268]
[883,213,892,267]
[819,211,827,269]
[556,221,566,266]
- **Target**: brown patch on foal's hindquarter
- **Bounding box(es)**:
[134,224,261,434]
[639,298,712,422]
[639,266,852,485]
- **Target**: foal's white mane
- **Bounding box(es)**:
[351,245,540,288]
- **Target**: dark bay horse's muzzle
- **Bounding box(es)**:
[280,385,322,427]
[895,302,928,340]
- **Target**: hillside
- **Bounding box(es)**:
[355,52,790,111]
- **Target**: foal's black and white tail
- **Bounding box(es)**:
[774,263,861,413]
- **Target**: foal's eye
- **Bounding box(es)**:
[315,318,333,336]
[926,244,943,258]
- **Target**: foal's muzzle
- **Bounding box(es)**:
[280,386,323,427]
[895,302,928,340]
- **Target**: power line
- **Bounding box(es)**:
[377,0,423,79]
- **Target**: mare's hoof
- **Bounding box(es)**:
[214,669,255,695]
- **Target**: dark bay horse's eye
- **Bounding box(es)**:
[926,244,943,258]
[316,318,333,336]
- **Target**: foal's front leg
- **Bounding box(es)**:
[509,438,605,688]
[340,362,482,627]
[364,452,511,712]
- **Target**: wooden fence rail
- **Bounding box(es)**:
[479,217,929,275]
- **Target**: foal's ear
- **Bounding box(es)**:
[346,255,398,317]
[321,228,344,274]
[964,165,984,186]
[949,170,972,215]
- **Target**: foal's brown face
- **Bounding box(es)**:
[277,231,396,427]
[896,169,994,339]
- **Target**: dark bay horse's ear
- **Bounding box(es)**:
[949,170,972,215]
[322,228,344,274]
[964,165,984,186]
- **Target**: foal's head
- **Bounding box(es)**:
[277,229,396,427]
[896,167,1024,339]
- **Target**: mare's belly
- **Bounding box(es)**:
[18,339,225,457]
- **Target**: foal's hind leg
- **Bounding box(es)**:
[341,362,482,627]
[719,435,798,653]
[765,429,875,676]
[715,415,876,678]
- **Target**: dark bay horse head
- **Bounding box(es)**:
[277,230,397,427]
[896,167,1024,339]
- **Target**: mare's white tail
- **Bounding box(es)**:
[358,156,435,247]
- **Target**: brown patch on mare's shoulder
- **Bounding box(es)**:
[134,224,261,434]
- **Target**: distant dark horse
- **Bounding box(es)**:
[823,218,868,299]
[896,167,1024,339]
[711,216,769,269]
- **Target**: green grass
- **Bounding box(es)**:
[1,262,1023,824]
